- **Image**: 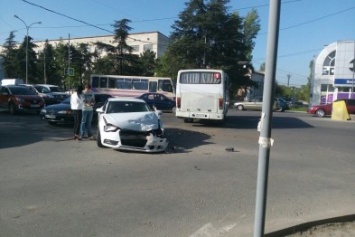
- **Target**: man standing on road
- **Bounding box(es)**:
[70,85,83,140]
[80,84,95,140]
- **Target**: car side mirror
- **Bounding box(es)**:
[96,107,104,113]
[155,109,162,116]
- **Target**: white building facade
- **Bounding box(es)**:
[311,40,355,105]
[0,31,169,80]
[34,31,169,58]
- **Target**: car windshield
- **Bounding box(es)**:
[9,87,37,95]
[49,87,60,92]
[106,101,151,113]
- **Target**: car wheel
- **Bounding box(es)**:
[236,105,244,111]
[9,103,16,115]
[96,129,105,148]
[48,121,57,125]
[171,106,176,113]
[315,109,325,117]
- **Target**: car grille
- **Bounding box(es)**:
[53,94,67,100]
[119,130,148,148]
[26,98,42,105]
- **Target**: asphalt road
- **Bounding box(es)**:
[0,110,354,237]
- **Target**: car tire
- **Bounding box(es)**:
[236,105,244,111]
[48,121,57,125]
[9,103,16,115]
[184,118,193,123]
[96,130,105,148]
[315,109,325,117]
[171,106,176,113]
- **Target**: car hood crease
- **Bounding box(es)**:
[103,112,160,131]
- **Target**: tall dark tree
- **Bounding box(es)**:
[158,0,260,94]
[94,19,134,75]
[37,40,61,85]
[0,31,19,78]
[16,36,40,83]
[138,50,156,76]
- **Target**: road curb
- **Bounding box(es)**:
[264,214,355,237]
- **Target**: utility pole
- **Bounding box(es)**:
[43,47,47,84]
[253,1,281,236]
[287,74,291,87]
[14,15,41,84]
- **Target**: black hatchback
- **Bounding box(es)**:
[40,93,112,125]
[137,92,176,113]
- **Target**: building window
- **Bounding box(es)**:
[338,87,350,92]
[143,44,153,51]
[131,45,139,52]
[322,51,336,75]
[321,84,334,92]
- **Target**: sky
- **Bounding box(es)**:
[0,0,354,87]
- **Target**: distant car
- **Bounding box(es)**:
[0,85,45,115]
[137,92,176,113]
[19,84,59,105]
[234,97,288,112]
[33,84,68,104]
[96,97,168,153]
[40,93,113,125]
[307,99,355,117]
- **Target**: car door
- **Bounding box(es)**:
[0,87,10,110]
[345,99,355,114]
[152,94,169,111]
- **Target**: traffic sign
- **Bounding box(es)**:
[65,68,74,76]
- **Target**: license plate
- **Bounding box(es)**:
[31,104,40,108]
[45,115,56,119]
[195,113,206,118]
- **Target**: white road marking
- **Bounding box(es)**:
[189,222,237,237]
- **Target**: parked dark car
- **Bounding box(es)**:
[307,99,355,117]
[19,84,59,105]
[0,85,45,115]
[40,93,113,125]
[137,92,176,113]
[33,84,68,105]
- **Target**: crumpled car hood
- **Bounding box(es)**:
[103,112,160,131]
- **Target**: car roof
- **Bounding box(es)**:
[2,85,29,88]
[108,97,145,103]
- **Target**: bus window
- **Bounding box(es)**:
[149,81,157,92]
[132,79,149,90]
[117,78,132,89]
[108,77,116,88]
[99,77,108,88]
[92,76,99,88]
[158,79,174,92]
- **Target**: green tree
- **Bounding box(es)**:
[37,40,62,85]
[16,35,40,83]
[0,31,19,78]
[138,50,157,76]
[158,0,260,93]
[243,9,260,61]
[94,19,135,75]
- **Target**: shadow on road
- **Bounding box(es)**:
[164,128,212,153]
[190,115,314,129]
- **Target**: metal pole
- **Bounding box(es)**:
[352,41,355,99]
[14,15,41,84]
[43,48,47,84]
[253,1,281,237]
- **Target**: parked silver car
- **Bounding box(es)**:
[234,97,288,112]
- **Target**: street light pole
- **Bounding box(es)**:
[14,15,41,84]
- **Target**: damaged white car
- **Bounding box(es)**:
[96,97,168,153]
